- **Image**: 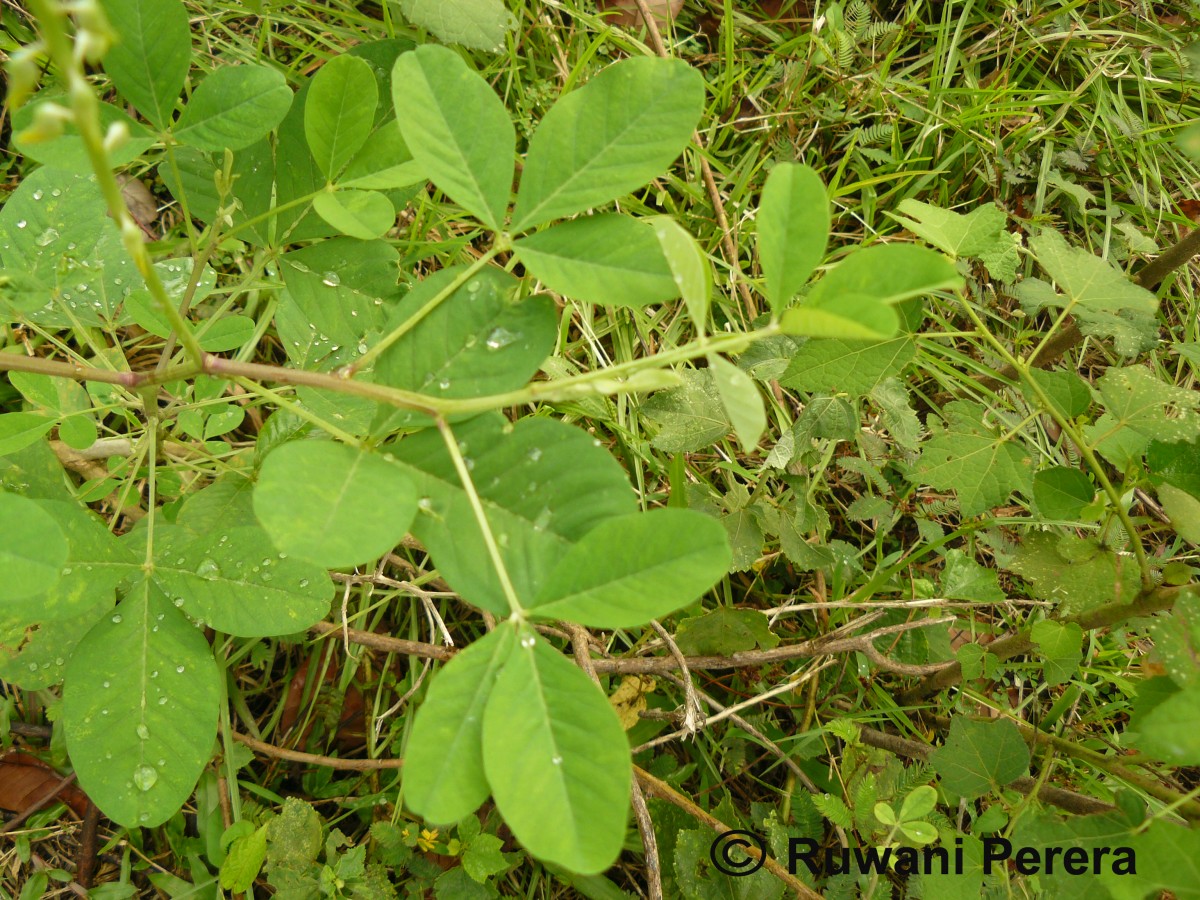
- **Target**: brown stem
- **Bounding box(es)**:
[230,731,403,771]
[74,800,101,889]
[855,725,1117,817]
[967,225,1200,393]
[897,583,1192,704]
[634,765,823,899]
[0,353,137,386]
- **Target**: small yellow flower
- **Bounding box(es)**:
[418,828,439,852]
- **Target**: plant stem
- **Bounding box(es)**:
[435,418,525,618]
[345,246,504,377]
[27,0,205,367]
[897,583,1193,703]
[957,297,1153,587]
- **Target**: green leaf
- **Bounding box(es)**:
[150,526,331,636]
[779,294,899,339]
[758,162,829,315]
[511,57,705,231]
[337,120,424,190]
[392,45,514,230]
[929,718,1030,799]
[1148,439,1200,497]
[482,626,631,874]
[305,54,378,179]
[891,199,1019,282]
[674,607,780,656]
[899,785,938,821]
[62,581,221,827]
[939,549,1005,603]
[912,401,1034,517]
[0,169,141,325]
[276,238,400,368]
[1027,230,1158,315]
[780,335,915,396]
[173,65,293,152]
[513,215,678,308]
[253,441,418,568]
[0,492,68,602]
[1033,466,1095,520]
[1096,365,1200,444]
[1030,620,1083,686]
[1132,682,1200,765]
[1148,593,1200,687]
[1006,533,1141,616]
[404,625,516,823]
[13,94,156,170]
[220,825,269,892]
[803,243,961,309]
[312,189,395,239]
[640,369,732,452]
[388,415,635,614]
[650,216,711,328]
[1160,483,1200,545]
[710,356,766,451]
[528,509,731,627]
[373,265,557,429]
[6,500,132,622]
[0,413,57,457]
[397,0,515,52]
[869,378,922,451]
[674,827,783,900]
[1024,368,1092,419]
[99,0,190,130]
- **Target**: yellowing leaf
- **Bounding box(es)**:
[609,675,655,730]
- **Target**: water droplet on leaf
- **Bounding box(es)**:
[133,766,158,791]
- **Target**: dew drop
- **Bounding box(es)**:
[173,597,185,607]
[485,327,519,350]
[321,271,341,287]
[133,765,157,791]
[16,219,27,229]
[32,190,43,200]
[552,755,563,765]
[157,696,168,705]
[520,635,536,648]
[62,566,73,576]
[528,447,543,462]
[136,724,150,740]
[176,665,185,674]
[102,680,110,688]
[111,614,122,624]
[298,578,310,588]
[195,557,221,580]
